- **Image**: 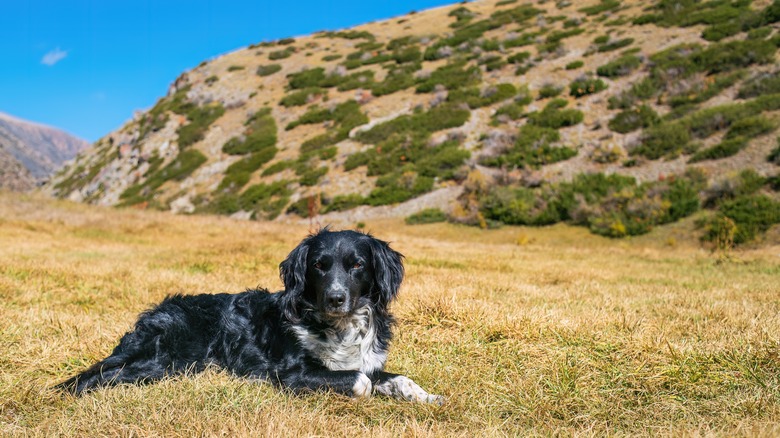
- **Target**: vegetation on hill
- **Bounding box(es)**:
[49,0,780,246]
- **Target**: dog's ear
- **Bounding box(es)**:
[368,237,404,310]
[279,238,310,322]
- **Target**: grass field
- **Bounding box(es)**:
[1,192,779,436]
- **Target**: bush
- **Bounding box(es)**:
[597,55,642,77]
[256,64,282,77]
[565,60,584,70]
[738,71,780,98]
[689,137,749,163]
[218,148,278,193]
[608,105,660,133]
[704,195,780,244]
[416,62,482,93]
[365,172,433,206]
[268,47,295,60]
[769,138,780,164]
[322,194,365,213]
[538,84,563,99]
[356,103,470,144]
[482,124,577,169]
[222,109,277,155]
[406,208,447,224]
[238,181,291,220]
[119,150,208,205]
[724,115,776,140]
[569,77,607,97]
[527,99,584,129]
[176,103,225,148]
[579,0,620,16]
[597,38,634,53]
[633,122,690,159]
[448,84,517,108]
[279,88,324,107]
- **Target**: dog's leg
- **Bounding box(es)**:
[55,355,170,395]
[372,371,444,404]
[277,369,373,398]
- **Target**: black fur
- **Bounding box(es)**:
[55,229,437,401]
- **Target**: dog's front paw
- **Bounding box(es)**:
[374,375,443,404]
[425,393,445,405]
[352,372,372,398]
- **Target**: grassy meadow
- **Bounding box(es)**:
[1,192,779,436]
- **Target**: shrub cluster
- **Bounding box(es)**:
[569,76,607,97]
[176,103,225,148]
[405,208,447,225]
[119,149,208,207]
[256,64,282,77]
[217,109,279,193]
[478,171,703,237]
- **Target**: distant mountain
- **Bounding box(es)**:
[46,0,780,242]
[0,112,89,190]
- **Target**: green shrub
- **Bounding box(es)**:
[176,103,225,148]
[205,75,219,85]
[261,160,294,176]
[633,122,691,160]
[356,103,470,144]
[256,64,282,77]
[298,166,328,186]
[416,62,482,93]
[406,208,447,224]
[507,52,531,64]
[689,137,749,163]
[769,137,780,164]
[482,124,577,169]
[119,149,208,205]
[527,99,584,129]
[565,60,584,70]
[597,38,634,53]
[608,105,660,134]
[738,71,780,98]
[371,68,416,96]
[448,83,517,108]
[218,147,278,193]
[268,47,295,60]
[238,180,291,220]
[597,55,642,77]
[322,194,365,213]
[279,88,324,107]
[366,172,434,206]
[579,0,620,16]
[538,84,563,99]
[222,109,277,155]
[569,77,607,97]
[724,115,776,140]
[704,195,780,244]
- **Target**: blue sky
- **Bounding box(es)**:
[1,0,454,142]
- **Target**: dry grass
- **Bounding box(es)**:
[1,192,779,437]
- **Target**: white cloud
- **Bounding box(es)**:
[41,48,68,66]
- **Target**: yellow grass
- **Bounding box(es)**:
[1,192,779,436]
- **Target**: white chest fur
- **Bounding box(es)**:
[291,307,387,375]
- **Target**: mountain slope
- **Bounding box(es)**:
[0,112,89,190]
[47,0,780,242]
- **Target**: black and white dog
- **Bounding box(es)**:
[56,229,442,403]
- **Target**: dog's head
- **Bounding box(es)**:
[279,228,404,322]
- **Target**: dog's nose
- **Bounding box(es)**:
[327,292,346,308]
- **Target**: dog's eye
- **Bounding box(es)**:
[352,262,362,269]
[314,262,323,269]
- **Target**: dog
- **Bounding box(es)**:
[56,228,443,403]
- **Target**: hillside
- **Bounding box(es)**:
[0,112,89,190]
[48,0,780,243]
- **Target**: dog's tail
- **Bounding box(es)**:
[53,355,131,396]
